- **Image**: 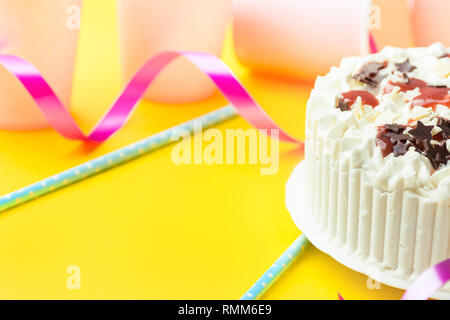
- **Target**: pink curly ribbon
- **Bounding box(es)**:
[402,259,450,300]
[369,32,379,54]
[338,258,450,300]
[0,51,299,144]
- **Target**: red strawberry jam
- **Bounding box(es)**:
[384,78,450,110]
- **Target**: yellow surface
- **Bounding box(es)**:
[0,1,404,299]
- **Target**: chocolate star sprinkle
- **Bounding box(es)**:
[385,124,407,134]
[337,98,350,112]
[353,61,387,87]
[408,121,434,141]
[376,124,408,157]
[434,143,449,164]
[423,140,436,160]
[393,141,411,157]
[437,118,450,139]
[384,131,413,142]
[395,59,416,73]
[422,140,449,169]
[379,124,411,142]
[376,120,449,169]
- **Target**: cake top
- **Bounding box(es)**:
[307,43,449,195]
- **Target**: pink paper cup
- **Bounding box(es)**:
[370,0,413,48]
[117,0,232,104]
[0,0,81,130]
[233,0,371,80]
[411,0,450,47]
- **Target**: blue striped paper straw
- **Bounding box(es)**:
[0,105,237,213]
[241,234,311,300]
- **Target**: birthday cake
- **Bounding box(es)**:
[296,43,450,297]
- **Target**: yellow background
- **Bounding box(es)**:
[0,0,404,299]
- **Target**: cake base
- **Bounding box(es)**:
[286,161,450,300]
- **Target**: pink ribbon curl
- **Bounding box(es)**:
[339,258,450,300]
[0,51,299,144]
[402,259,450,300]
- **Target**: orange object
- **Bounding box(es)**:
[411,0,450,47]
[233,0,370,80]
[371,0,413,48]
[117,0,232,104]
[0,0,81,130]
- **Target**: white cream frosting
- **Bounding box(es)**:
[306,42,450,200]
[286,162,450,299]
[299,44,449,296]
[298,44,450,298]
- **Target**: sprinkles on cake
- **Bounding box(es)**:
[352,61,387,87]
[376,120,449,169]
[334,51,450,171]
